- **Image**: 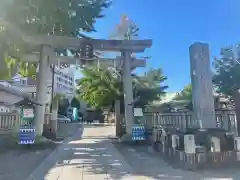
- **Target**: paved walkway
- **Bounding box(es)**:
[0,122,80,180]
[28,124,240,180]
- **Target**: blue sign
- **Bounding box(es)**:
[132,125,145,140]
[19,128,36,144]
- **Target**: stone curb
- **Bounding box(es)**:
[25,127,83,180]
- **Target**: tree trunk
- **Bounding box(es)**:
[233,91,240,135]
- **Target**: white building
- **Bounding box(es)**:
[51,66,75,99]
[7,66,75,104]
[0,66,91,115]
[0,84,36,113]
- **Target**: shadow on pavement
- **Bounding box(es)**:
[29,124,240,180]
[60,124,240,180]
[0,122,81,180]
[44,124,180,179]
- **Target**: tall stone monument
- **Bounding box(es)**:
[189,42,216,128]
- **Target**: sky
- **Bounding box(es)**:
[75,0,240,92]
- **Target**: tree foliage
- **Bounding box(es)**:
[111,15,139,40]
[5,0,111,36]
[76,16,167,110]
[71,97,81,109]
[0,54,37,80]
[212,47,240,95]
[175,84,192,101]
[76,68,122,109]
[212,46,240,134]
[135,68,168,107]
[76,67,168,109]
[0,0,111,79]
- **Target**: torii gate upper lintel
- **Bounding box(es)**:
[23,35,152,52]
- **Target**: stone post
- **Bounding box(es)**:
[235,137,240,161]
[50,98,58,136]
[189,43,216,128]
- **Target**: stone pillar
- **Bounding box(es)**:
[210,136,221,152]
[235,137,240,161]
[184,135,196,154]
[189,43,216,128]
[115,100,121,137]
[35,45,52,136]
[122,51,134,135]
[50,98,58,135]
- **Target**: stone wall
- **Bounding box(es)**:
[152,127,240,170]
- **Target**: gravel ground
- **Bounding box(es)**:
[0,122,81,180]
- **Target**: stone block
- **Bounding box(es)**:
[235,136,240,151]
[210,136,221,152]
[184,134,196,154]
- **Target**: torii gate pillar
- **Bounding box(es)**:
[35,45,52,136]
[122,51,134,135]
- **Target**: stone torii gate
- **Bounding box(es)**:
[21,35,152,137]
[0,18,152,138]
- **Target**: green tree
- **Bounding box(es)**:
[0,55,17,80]
[135,68,168,107]
[76,68,122,109]
[175,84,192,101]
[18,61,38,80]
[0,54,37,80]
[111,15,139,40]
[0,0,111,78]
[71,97,81,109]
[76,67,168,109]
[0,22,37,80]
[0,0,111,136]
[173,84,193,110]
[213,46,240,133]
[5,0,111,36]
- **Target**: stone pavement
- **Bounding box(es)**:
[115,143,240,180]
[0,122,80,180]
[28,124,240,180]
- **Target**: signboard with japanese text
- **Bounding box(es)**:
[132,125,145,141]
[23,108,34,118]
